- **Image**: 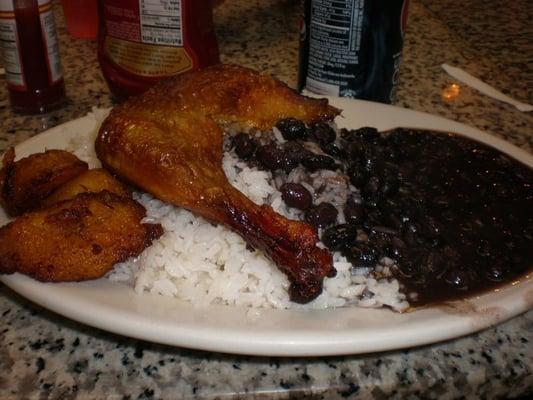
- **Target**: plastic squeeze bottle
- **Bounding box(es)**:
[98,0,220,99]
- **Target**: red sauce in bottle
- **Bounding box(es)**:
[97,0,220,100]
[0,0,66,113]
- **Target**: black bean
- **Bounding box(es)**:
[383,213,403,230]
[321,224,358,251]
[280,152,299,173]
[362,189,381,209]
[409,247,430,268]
[353,127,380,142]
[444,268,470,290]
[364,208,384,228]
[347,165,368,187]
[485,260,509,282]
[340,128,355,141]
[301,153,337,172]
[283,141,309,163]
[341,127,380,142]
[280,183,313,210]
[425,250,446,275]
[305,202,338,229]
[346,242,379,267]
[424,216,442,237]
[401,223,419,247]
[398,161,416,181]
[485,261,509,282]
[256,142,284,171]
[232,133,258,160]
[475,239,492,257]
[390,237,408,260]
[370,225,397,235]
[321,143,345,159]
[368,227,395,253]
[363,176,380,196]
[311,122,336,145]
[276,118,307,140]
[379,173,400,196]
[344,197,365,225]
[344,141,366,162]
[396,260,419,278]
[360,149,383,175]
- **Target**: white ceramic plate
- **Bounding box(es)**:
[1,97,532,356]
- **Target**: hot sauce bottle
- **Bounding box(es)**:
[98,0,220,100]
[0,0,66,113]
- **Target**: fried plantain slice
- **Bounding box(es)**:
[0,148,88,215]
[0,191,163,282]
[44,168,131,205]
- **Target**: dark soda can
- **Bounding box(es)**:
[298,0,409,104]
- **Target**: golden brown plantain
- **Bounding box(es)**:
[96,64,339,303]
[0,191,163,282]
[0,148,88,215]
[44,168,131,205]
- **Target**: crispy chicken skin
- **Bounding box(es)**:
[44,168,131,205]
[116,63,340,131]
[0,191,163,282]
[96,64,339,302]
[0,148,88,215]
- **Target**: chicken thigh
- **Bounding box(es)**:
[96,64,340,303]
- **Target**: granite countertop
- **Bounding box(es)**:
[0,1,532,399]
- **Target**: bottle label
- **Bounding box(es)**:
[0,0,62,89]
[0,4,25,88]
[102,0,193,78]
[39,2,62,83]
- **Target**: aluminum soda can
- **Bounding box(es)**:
[298,0,409,104]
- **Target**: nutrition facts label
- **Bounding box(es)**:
[140,0,183,47]
[305,0,365,96]
[40,7,63,83]
[102,0,191,78]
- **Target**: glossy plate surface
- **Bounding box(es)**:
[1,98,532,356]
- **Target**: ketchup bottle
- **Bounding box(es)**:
[0,0,66,113]
[98,0,220,100]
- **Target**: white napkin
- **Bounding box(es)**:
[442,64,533,112]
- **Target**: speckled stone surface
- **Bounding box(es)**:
[0,1,532,399]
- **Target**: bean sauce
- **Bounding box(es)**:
[342,127,533,305]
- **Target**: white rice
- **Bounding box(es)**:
[68,108,409,312]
